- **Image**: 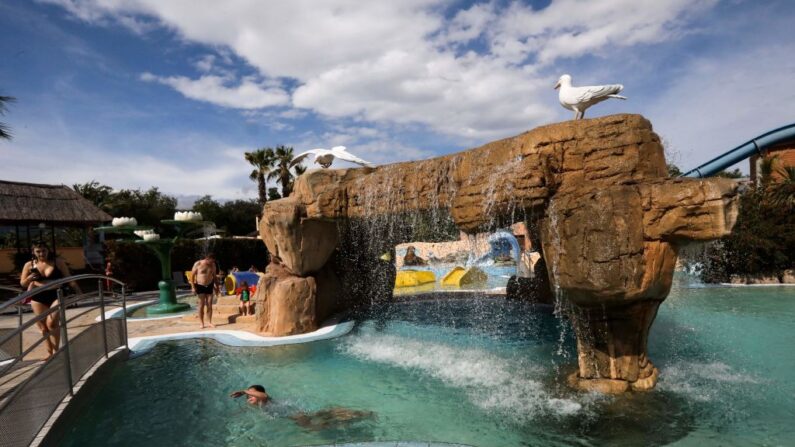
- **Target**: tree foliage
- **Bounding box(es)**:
[244,148,275,206]
[267,187,281,201]
[266,145,306,197]
[73,182,177,228]
[700,177,795,281]
[713,168,744,179]
[192,195,261,236]
[73,181,113,208]
[667,163,682,177]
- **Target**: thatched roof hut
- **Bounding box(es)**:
[0,180,111,224]
[0,180,111,274]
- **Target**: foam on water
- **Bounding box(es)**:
[659,361,759,402]
[340,332,583,420]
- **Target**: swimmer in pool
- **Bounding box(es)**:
[230,385,374,430]
[230,385,269,406]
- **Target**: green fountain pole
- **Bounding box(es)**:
[139,238,190,314]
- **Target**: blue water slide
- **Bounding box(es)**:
[681,122,795,178]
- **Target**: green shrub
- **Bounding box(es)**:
[700,186,795,281]
[105,238,269,291]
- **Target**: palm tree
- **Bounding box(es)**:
[758,155,779,187]
[0,95,15,140]
[267,145,305,197]
[245,148,275,206]
[769,165,795,208]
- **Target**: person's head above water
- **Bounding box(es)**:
[231,384,269,405]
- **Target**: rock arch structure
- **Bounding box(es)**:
[256,114,739,393]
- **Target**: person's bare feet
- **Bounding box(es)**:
[207,322,216,329]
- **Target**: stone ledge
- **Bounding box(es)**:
[126,315,354,356]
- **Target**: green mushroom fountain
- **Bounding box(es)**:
[96,213,215,315]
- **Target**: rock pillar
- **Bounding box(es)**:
[254,198,340,336]
[543,180,737,392]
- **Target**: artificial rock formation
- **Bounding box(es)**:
[257,114,739,392]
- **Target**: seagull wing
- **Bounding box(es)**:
[574,84,624,103]
[331,146,375,168]
[290,149,324,167]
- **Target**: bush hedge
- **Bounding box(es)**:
[106,238,269,291]
[698,187,795,282]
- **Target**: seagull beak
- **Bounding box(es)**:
[554,80,561,90]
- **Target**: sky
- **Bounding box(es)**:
[1,0,794,206]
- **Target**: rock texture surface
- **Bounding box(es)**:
[257,114,740,390]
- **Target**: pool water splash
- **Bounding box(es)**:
[658,361,761,402]
[340,332,584,420]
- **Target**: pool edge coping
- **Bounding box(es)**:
[126,315,355,355]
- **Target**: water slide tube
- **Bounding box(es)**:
[224,271,260,295]
[681,123,795,178]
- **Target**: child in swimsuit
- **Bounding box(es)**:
[238,281,252,316]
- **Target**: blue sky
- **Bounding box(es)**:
[1,0,794,205]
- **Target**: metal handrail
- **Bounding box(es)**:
[0,275,129,447]
[0,274,126,314]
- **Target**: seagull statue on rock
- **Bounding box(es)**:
[289,146,375,169]
[554,74,626,120]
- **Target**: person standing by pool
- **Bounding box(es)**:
[104,259,114,293]
[191,253,219,329]
[19,243,82,359]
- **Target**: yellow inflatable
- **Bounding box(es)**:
[395,269,436,288]
[441,266,487,287]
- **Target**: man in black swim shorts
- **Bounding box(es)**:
[191,253,219,329]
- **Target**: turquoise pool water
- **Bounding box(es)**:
[61,280,795,446]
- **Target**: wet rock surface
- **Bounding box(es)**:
[257,114,740,391]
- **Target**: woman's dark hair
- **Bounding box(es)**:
[31,242,54,260]
[249,385,265,393]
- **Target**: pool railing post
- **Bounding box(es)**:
[17,304,23,361]
[121,284,128,348]
[99,279,108,358]
[57,288,74,396]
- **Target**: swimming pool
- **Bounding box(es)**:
[60,280,795,446]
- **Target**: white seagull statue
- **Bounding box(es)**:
[289,146,375,169]
[554,74,626,120]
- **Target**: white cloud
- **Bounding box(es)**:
[44,0,717,140]
[487,0,718,64]
[194,54,215,73]
[647,44,795,173]
[139,72,289,109]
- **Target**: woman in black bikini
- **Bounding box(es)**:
[19,243,82,359]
